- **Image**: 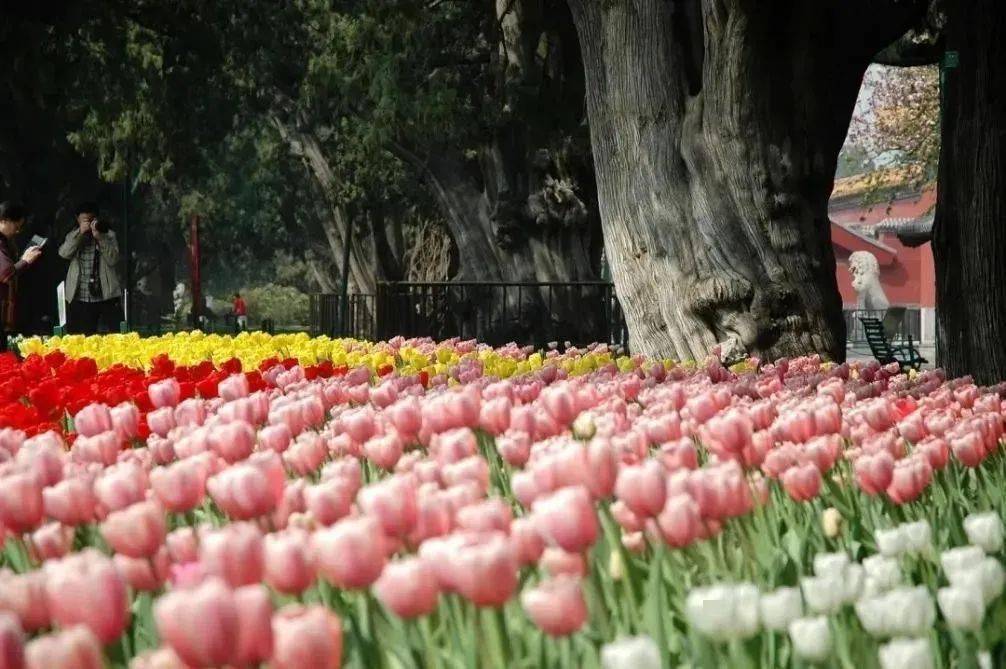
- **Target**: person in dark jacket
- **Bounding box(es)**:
[58,201,122,334]
[0,201,43,350]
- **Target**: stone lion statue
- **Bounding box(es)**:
[848,251,890,311]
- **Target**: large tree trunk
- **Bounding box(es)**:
[566,0,927,362]
[932,0,1006,385]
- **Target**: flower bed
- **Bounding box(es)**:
[1,335,1005,668]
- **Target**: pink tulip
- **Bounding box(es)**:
[73,404,114,438]
[660,439,699,471]
[0,429,25,456]
[0,570,49,632]
[25,627,103,669]
[173,398,206,428]
[479,397,512,435]
[497,431,531,467]
[271,605,343,669]
[611,499,644,532]
[442,387,481,429]
[341,408,377,444]
[248,451,286,506]
[149,379,181,409]
[456,498,512,534]
[208,420,255,463]
[774,410,816,443]
[165,527,199,563]
[615,459,667,518]
[429,428,478,465]
[285,433,328,476]
[540,548,586,577]
[540,386,577,425]
[71,432,120,466]
[304,478,355,526]
[358,475,418,540]
[886,456,932,504]
[854,451,895,496]
[312,517,387,589]
[101,500,166,559]
[781,463,822,502]
[951,432,986,468]
[155,578,238,667]
[265,529,317,595]
[150,459,207,513]
[452,534,519,608]
[0,472,43,534]
[916,437,950,470]
[521,576,588,636]
[218,374,250,401]
[532,486,598,553]
[128,647,190,669]
[259,423,293,453]
[812,400,843,435]
[112,544,168,589]
[511,470,541,508]
[199,523,264,587]
[703,409,754,460]
[863,399,895,432]
[44,549,130,644]
[656,493,702,548]
[146,407,176,438]
[219,398,258,426]
[585,439,619,499]
[364,432,404,471]
[510,517,545,566]
[0,611,24,669]
[207,463,276,520]
[373,558,440,618]
[109,403,140,441]
[409,492,454,545]
[234,585,274,666]
[168,562,208,589]
[387,398,422,436]
[14,435,65,487]
[441,455,490,493]
[29,523,74,561]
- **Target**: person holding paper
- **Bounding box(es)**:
[58,201,122,335]
[0,201,43,350]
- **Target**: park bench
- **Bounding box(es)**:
[859,315,928,371]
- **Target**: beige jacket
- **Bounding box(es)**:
[58,228,122,302]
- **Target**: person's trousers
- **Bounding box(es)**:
[67,298,122,335]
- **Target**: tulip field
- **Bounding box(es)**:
[4,333,1006,668]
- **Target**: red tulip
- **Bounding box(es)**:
[199,522,264,587]
[271,605,343,669]
[521,576,588,636]
[373,558,440,619]
[25,627,103,669]
[44,549,130,644]
[312,517,387,589]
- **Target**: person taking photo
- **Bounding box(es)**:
[0,201,43,351]
[58,201,122,335]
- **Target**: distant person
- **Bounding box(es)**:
[0,201,43,350]
[233,292,247,330]
[58,202,122,335]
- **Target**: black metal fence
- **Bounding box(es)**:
[844,307,922,344]
[310,282,628,349]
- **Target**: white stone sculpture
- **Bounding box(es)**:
[172,282,187,314]
[848,251,890,311]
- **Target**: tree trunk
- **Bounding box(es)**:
[932,0,1006,385]
[566,0,927,362]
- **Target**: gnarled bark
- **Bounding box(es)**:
[566,0,928,362]
[932,0,1006,384]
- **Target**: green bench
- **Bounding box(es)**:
[859,315,928,371]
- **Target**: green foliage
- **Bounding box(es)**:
[238,284,310,326]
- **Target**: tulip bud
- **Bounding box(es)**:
[788,616,831,663]
[821,507,843,538]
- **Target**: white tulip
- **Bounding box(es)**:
[876,527,908,557]
[937,586,986,630]
[901,521,932,554]
[941,545,986,580]
[601,635,661,669]
[979,651,992,669]
[685,583,761,641]
[759,587,803,631]
[965,512,1004,553]
[814,552,850,579]
[947,557,1005,606]
[801,575,845,615]
[855,587,935,638]
[878,637,933,669]
[855,596,889,637]
[862,576,887,599]
[862,555,902,592]
[788,616,832,663]
[842,563,865,603]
